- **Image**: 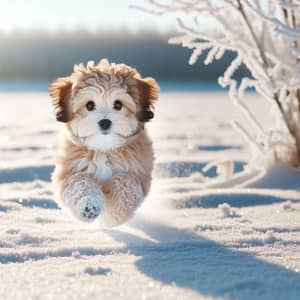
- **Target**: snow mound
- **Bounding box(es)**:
[218,203,239,218]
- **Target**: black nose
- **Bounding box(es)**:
[98,119,112,130]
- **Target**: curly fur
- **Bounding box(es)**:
[50,59,159,226]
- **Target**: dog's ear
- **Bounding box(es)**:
[135,77,159,122]
[49,77,73,122]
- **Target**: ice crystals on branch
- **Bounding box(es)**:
[138,0,300,167]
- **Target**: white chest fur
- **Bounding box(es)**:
[75,152,112,183]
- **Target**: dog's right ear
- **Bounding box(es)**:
[49,77,73,122]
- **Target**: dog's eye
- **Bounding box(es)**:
[86,101,95,111]
[113,100,123,111]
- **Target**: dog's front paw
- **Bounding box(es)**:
[72,195,103,222]
[100,180,144,228]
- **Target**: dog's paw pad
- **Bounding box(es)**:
[82,204,99,219]
[73,195,103,222]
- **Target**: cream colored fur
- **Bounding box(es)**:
[50,59,158,226]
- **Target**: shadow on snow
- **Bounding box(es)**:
[9,198,59,210]
[180,193,300,209]
[0,247,128,264]
[155,161,245,178]
[107,217,300,300]
[0,165,54,183]
[0,214,299,299]
[0,161,245,183]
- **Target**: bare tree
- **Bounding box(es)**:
[136,0,300,169]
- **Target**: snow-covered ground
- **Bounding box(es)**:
[0,91,300,300]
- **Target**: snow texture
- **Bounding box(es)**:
[0,92,300,299]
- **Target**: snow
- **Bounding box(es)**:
[218,203,239,218]
[1,91,300,299]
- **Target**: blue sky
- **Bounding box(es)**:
[0,0,176,32]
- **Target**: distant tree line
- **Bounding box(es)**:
[0,30,249,81]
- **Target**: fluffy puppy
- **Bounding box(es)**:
[49,59,159,226]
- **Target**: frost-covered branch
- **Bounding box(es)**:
[138,0,300,167]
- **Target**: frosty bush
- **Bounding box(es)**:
[137,0,300,168]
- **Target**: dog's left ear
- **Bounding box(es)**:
[49,77,73,123]
[135,77,159,122]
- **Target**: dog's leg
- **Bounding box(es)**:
[62,173,104,222]
[101,174,144,227]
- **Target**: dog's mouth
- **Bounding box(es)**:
[99,127,140,139]
[75,129,142,152]
[100,129,110,136]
